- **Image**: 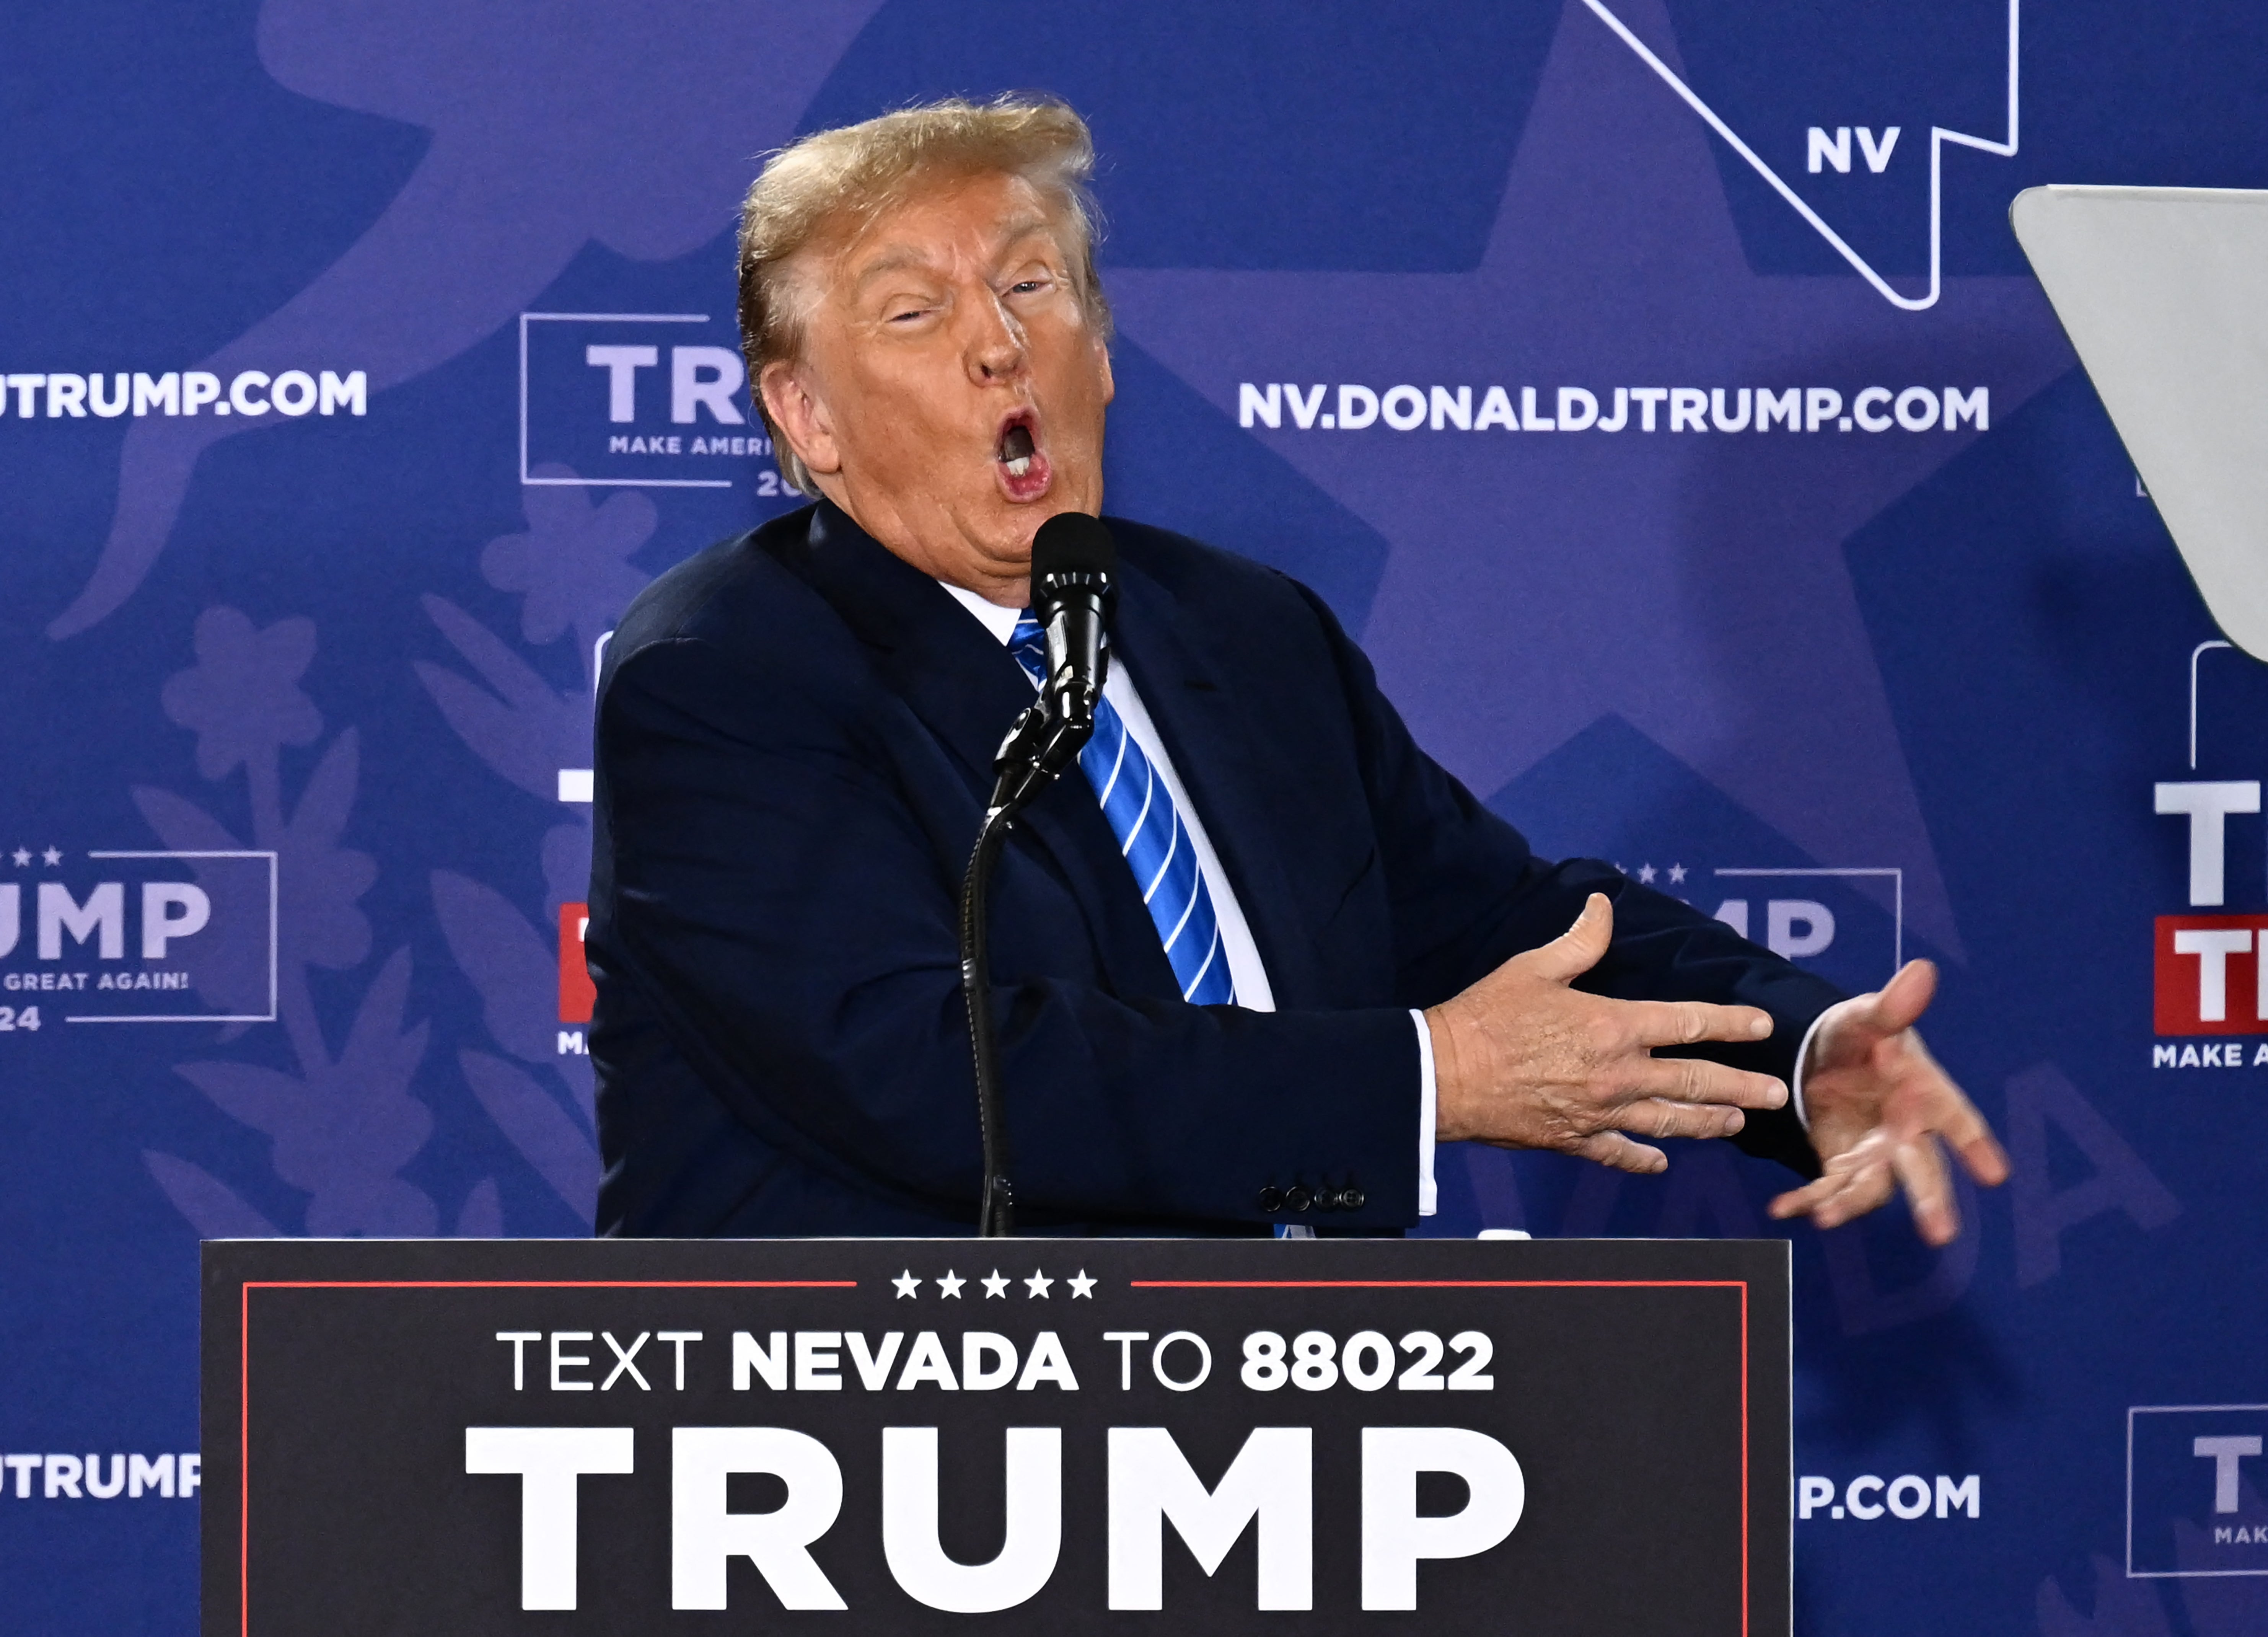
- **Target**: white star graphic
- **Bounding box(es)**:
[1024,1270,1054,1298]
[42,847,62,867]
[981,1269,1010,1298]
[9,849,27,867]
[892,1269,921,1299]
[1637,863,1657,884]
[1066,1270,1097,1299]
[1668,863,1687,884]
[935,1270,965,1298]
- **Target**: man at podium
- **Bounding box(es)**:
[585,96,2006,1241]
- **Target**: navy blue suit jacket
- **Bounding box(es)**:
[588,501,1836,1237]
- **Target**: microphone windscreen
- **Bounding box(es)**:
[1031,512,1117,585]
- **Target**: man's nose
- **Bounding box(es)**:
[965,293,1025,382]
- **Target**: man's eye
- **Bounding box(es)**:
[1008,279,1048,295]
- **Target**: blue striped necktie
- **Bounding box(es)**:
[1009,614,1236,1005]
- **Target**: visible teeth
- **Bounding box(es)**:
[1005,455,1031,478]
[1000,424,1035,463]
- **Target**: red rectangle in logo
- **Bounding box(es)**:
[559,902,595,1025]
[2155,914,2268,1034]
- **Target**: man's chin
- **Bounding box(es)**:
[841,475,1103,594]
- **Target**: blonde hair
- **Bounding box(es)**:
[736,95,1113,498]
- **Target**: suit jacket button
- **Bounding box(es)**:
[1257,1187,1284,1213]
[1284,1185,1314,1213]
[1338,1186,1366,1211]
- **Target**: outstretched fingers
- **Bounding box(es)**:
[1893,1136,1959,1246]
[1624,996,1776,1049]
[1768,1146,1896,1229]
[1939,1094,2012,1187]
[1615,1097,1748,1142]
[1631,1054,1789,1110]
[1569,1129,1669,1175]
[1519,893,1616,985]
[1854,958,1939,1041]
[1890,1053,2010,1190]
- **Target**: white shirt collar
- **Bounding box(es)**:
[939,580,1024,647]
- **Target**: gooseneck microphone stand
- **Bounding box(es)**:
[959,692,1095,1236]
[960,516,1116,1237]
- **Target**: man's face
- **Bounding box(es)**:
[761,169,1114,605]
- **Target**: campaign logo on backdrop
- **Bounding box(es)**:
[2154,910,2268,1038]
[1703,865,1900,996]
[0,368,366,423]
[0,1450,200,1502]
[2129,1405,2268,1576]
[1619,860,1901,996]
[0,845,275,1026]
[1237,381,1989,440]
[558,902,594,1052]
[2154,644,2268,1057]
[1797,1472,1981,1523]
[520,312,791,495]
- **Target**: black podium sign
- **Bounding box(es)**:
[203,1237,1788,1637]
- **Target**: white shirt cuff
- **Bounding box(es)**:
[1413,1009,1438,1215]
[1789,1009,1828,1130]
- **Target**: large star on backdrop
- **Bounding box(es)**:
[1107,0,2075,952]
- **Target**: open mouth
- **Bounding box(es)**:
[994,411,1051,501]
[1000,421,1035,478]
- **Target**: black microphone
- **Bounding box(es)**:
[1030,511,1116,732]
[988,514,1118,809]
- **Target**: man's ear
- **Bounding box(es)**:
[759,361,842,477]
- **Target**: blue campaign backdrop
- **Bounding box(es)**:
[3,1,2266,1630]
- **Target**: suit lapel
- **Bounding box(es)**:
[787,502,1030,790]
[778,504,1182,1002]
[1109,558,1330,1010]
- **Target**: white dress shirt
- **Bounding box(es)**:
[941,582,1441,1217]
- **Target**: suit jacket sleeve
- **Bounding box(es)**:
[1294,582,1836,1179]
[595,632,1421,1231]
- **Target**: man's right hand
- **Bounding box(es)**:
[1426,893,1789,1174]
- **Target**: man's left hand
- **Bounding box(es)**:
[1766,959,2009,1246]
